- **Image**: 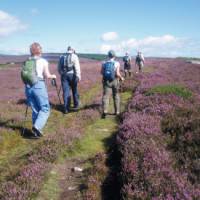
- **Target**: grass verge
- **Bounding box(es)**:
[145,84,192,99]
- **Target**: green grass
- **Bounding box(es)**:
[33,81,134,200]
[0,64,9,69]
[36,169,61,200]
[62,90,132,160]
[0,83,101,186]
[145,84,192,99]
[143,65,156,73]
[63,118,117,159]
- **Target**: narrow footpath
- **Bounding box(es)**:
[35,78,136,200]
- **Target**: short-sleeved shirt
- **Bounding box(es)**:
[30,56,48,79]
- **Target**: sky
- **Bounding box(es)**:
[0,0,200,57]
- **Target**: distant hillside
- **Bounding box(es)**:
[78,53,107,61]
[177,57,200,64]
[0,53,107,64]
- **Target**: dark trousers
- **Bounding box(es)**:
[61,73,79,112]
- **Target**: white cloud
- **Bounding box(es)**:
[101,32,119,41]
[99,34,195,57]
[0,10,27,37]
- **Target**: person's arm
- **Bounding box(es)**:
[116,63,124,81]
[73,54,81,81]
[141,54,145,63]
[128,56,131,64]
[43,61,56,79]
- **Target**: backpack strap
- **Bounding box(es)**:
[60,53,75,74]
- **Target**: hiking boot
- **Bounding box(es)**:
[115,112,120,116]
[32,127,43,137]
[73,106,79,111]
[63,110,69,114]
[101,112,107,119]
[63,108,69,114]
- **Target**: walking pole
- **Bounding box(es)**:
[58,84,62,100]
[51,78,62,105]
[22,104,28,136]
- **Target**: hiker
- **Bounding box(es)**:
[101,50,124,119]
[123,52,132,78]
[58,46,81,114]
[135,51,145,73]
[22,42,56,138]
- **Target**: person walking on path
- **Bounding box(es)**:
[23,42,56,138]
[101,50,124,119]
[135,51,145,73]
[58,46,81,114]
[123,52,132,78]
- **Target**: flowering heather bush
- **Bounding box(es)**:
[117,58,200,199]
[136,71,170,93]
[127,94,187,117]
[161,106,200,184]
[117,112,160,143]
[117,109,200,199]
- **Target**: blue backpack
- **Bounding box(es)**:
[103,61,115,81]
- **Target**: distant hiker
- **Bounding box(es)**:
[58,46,81,114]
[123,52,132,78]
[135,51,145,73]
[21,42,56,138]
[101,50,124,119]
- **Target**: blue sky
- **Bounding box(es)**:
[0,0,200,57]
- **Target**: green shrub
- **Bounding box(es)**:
[145,84,192,99]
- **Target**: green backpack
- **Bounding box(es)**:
[21,58,38,86]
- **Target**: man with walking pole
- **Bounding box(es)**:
[58,46,81,114]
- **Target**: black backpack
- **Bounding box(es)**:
[123,56,130,63]
[136,55,142,63]
[59,53,74,74]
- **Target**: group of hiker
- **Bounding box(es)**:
[21,42,145,138]
[123,51,145,77]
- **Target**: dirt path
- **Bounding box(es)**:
[35,79,135,200]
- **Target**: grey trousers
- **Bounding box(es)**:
[102,79,120,114]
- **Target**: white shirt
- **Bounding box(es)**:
[30,56,48,79]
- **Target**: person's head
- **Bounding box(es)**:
[30,42,42,56]
[138,51,142,55]
[125,51,129,56]
[108,50,116,58]
[67,46,74,54]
